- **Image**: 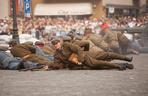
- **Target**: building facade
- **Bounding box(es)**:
[31,0,147,18]
[0,0,9,19]
[0,0,147,19]
[31,0,105,18]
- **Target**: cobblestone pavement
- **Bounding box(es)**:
[0,54,148,96]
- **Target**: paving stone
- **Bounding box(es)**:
[0,54,148,96]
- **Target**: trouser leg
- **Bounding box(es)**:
[96,52,132,62]
[120,44,128,54]
[26,54,63,69]
[107,52,132,62]
[84,55,122,69]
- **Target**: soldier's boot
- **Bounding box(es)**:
[108,52,133,62]
[118,64,127,71]
[94,60,126,71]
[125,57,133,62]
[128,49,139,55]
[114,63,126,71]
[117,63,134,70]
[123,63,134,69]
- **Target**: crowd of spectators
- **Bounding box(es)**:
[1,15,147,70]
[0,16,95,38]
[110,15,148,29]
[0,15,147,40]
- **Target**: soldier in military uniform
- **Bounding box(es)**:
[111,31,139,54]
[116,31,131,54]
[9,40,63,70]
[52,38,86,69]
[100,24,120,53]
[52,39,134,70]
[83,28,109,51]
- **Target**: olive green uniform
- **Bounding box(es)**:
[54,42,84,69]
[83,33,108,51]
[73,39,103,53]
[116,31,131,54]
[54,42,132,70]
[102,29,120,53]
[10,43,62,69]
[84,51,131,69]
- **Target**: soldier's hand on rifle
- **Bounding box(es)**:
[77,62,82,65]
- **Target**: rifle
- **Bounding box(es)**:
[19,64,46,71]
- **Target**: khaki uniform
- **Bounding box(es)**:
[10,43,62,69]
[116,31,130,54]
[54,42,131,70]
[83,33,108,51]
[86,40,104,52]
[54,42,85,69]
[84,51,131,69]
[69,37,104,54]
[72,40,90,51]
[102,29,120,53]
[54,42,84,62]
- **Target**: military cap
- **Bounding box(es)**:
[35,41,44,47]
[35,41,44,45]
[62,36,72,41]
[51,39,60,45]
[84,28,92,34]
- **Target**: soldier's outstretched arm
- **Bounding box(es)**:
[75,41,90,51]
[63,42,82,53]
[63,42,84,62]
